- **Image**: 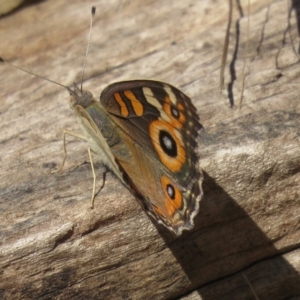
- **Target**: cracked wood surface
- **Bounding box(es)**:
[0,0,300,299]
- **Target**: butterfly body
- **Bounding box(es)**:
[69,80,203,236]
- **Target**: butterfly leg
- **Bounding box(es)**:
[88,147,96,209]
[88,152,109,209]
[51,130,88,174]
[87,150,110,209]
[52,130,97,208]
[93,166,108,204]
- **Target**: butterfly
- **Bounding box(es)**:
[0,6,203,236]
[67,79,204,236]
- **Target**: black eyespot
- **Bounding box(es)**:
[171,107,180,119]
[159,130,177,157]
[167,184,175,199]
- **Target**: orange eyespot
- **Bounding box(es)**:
[161,176,183,216]
[149,119,186,172]
[163,96,186,129]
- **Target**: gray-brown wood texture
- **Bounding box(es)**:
[0,0,299,299]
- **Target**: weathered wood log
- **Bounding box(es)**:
[0,0,299,299]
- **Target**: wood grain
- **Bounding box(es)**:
[0,0,299,299]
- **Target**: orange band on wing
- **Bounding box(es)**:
[124,90,144,116]
[114,92,129,117]
[178,103,184,110]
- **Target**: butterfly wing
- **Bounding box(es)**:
[99,80,203,235]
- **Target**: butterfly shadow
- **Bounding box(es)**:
[156,171,300,299]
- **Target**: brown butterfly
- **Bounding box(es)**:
[0,6,203,236]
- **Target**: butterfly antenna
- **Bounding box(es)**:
[80,6,96,92]
[0,57,71,92]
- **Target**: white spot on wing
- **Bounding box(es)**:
[160,111,171,123]
[164,85,177,104]
[143,87,162,109]
[143,87,172,122]
[163,134,173,149]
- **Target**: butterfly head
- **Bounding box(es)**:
[68,83,95,110]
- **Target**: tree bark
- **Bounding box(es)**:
[0,0,299,299]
